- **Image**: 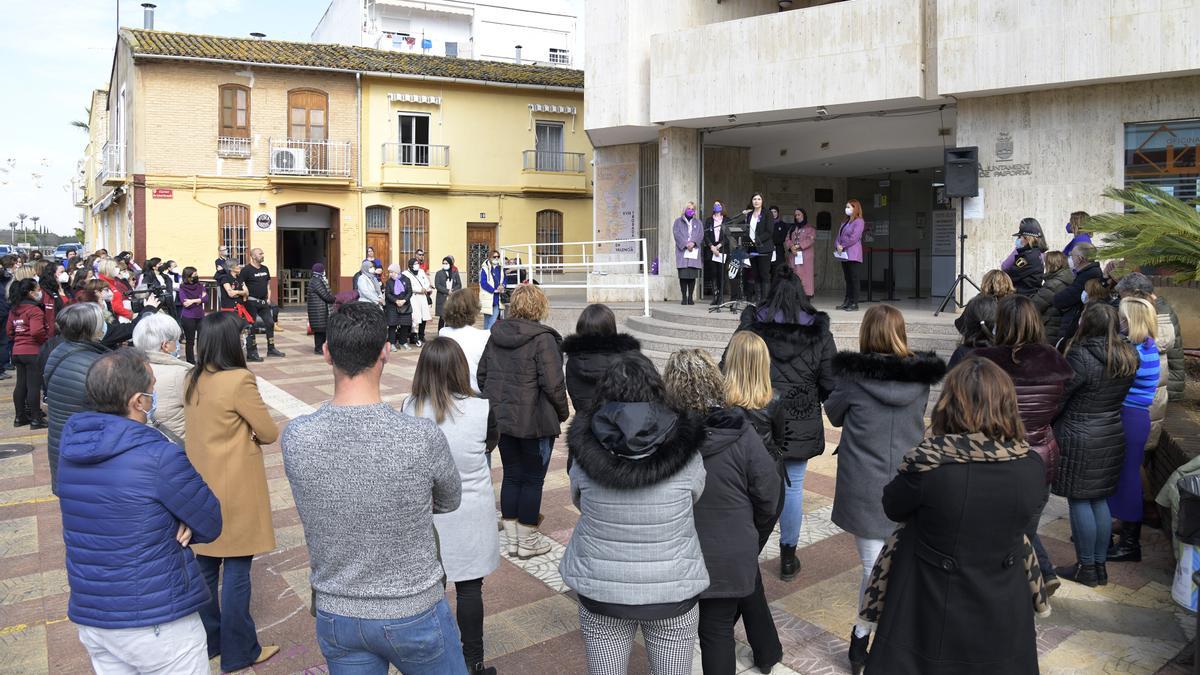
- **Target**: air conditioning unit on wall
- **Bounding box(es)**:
[271,147,306,174]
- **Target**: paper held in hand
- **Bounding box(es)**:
[683,248,700,260]
[794,251,804,265]
[712,253,726,264]
[833,250,849,260]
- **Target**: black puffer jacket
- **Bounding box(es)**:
[384,275,412,327]
[1033,267,1074,346]
[1158,297,1186,400]
[42,339,107,495]
[976,344,1074,484]
[561,333,641,415]
[724,306,837,462]
[306,273,335,332]
[1052,261,1103,342]
[1051,336,1135,500]
[478,318,569,439]
[693,408,781,599]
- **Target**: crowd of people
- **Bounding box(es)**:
[14,213,1191,675]
[675,195,860,308]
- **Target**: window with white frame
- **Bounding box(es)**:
[398,113,431,165]
[549,48,570,65]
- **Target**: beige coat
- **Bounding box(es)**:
[145,350,192,441]
[184,368,279,558]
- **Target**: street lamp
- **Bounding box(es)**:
[30,216,39,247]
[7,222,16,246]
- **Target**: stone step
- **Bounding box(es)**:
[627,325,955,358]
[648,304,962,338]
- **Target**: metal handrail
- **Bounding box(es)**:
[268,139,353,177]
[381,143,450,167]
[522,150,586,173]
[218,136,252,158]
[500,238,650,316]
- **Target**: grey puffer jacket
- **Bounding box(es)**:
[559,403,709,606]
[306,273,335,332]
[1158,297,1185,400]
[1052,337,1135,500]
[825,350,947,539]
[43,339,108,495]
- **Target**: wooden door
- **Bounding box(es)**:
[328,207,341,292]
[467,223,497,291]
[288,89,328,171]
[367,232,390,270]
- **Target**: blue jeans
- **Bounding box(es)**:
[779,460,808,546]
[483,309,499,330]
[196,555,260,672]
[1068,498,1112,564]
[315,599,468,675]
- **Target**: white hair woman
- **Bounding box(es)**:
[132,313,193,440]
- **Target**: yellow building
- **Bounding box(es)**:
[81,28,589,297]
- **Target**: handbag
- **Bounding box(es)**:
[479,288,494,316]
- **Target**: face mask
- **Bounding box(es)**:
[1014,237,1023,249]
[713,204,723,214]
[57,273,69,283]
[1068,257,1077,271]
[442,264,450,271]
[491,257,500,263]
[411,266,419,272]
[1080,291,1089,304]
[119,271,129,279]
[190,276,199,284]
[33,291,44,303]
[171,342,182,360]
[684,208,695,218]
[139,392,158,420]
[844,207,854,216]
[102,291,114,302]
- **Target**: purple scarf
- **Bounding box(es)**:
[392,276,407,295]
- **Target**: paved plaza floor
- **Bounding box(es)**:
[0,313,1194,674]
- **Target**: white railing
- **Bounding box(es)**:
[523,150,586,173]
[499,238,650,317]
[268,139,353,178]
[381,143,450,167]
[218,136,252,158]
[97,141,124,184]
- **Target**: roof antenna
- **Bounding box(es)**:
[250,32,266,40]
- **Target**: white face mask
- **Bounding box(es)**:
[844,207,854,216]
[57,272,69,283]
[1068,257,1077,271]
[442,264,450,271]
[1014,237,1023,249]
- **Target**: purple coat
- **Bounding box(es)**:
[836,217,865,263]
[673,215,704,270]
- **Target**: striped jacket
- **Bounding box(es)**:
[1124,337,1160,411]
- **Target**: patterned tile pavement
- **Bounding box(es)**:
[0,311,1194,674]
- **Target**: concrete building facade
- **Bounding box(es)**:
[585,0,1200,302]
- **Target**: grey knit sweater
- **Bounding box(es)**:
[282,402,462,619]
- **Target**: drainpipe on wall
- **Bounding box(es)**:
[356,71,363,280]
[698,131,705,218]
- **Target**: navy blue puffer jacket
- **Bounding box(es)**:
[58,412,222,629]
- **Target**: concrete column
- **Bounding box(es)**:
[656,127,700,301]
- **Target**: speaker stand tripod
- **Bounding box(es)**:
[934,197,980,316]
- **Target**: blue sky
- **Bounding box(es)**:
[0,0,332,235]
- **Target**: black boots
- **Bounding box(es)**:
[780,544,800,581]
[30,416,47,430]
[1096,562,1108,586]
[1055,561,1100,587]
[266,344,286,358]
[1108,521,1142,562]
[848,630,869,675]
[467,663,496,675]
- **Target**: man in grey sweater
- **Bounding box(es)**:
[282,302,466,674]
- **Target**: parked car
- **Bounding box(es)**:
[53,243,84,261]
[0,245,14,256]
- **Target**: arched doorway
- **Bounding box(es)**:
[275,203,341,304]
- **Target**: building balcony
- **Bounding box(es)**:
[96,141,125,188]
[268,139,354,182]
[520,150,588,193]
[218,136,252,159]
[380,143,451,189]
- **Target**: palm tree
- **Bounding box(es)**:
[1087,184,1200,283]
[71,107,91,134]
[30,217,40,247]
[8,222,16,246]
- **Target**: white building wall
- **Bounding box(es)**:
[312,0,362,44]
[648,0,928,125]
[938,0,1200,96]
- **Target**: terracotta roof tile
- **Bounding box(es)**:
[121,28,584,89]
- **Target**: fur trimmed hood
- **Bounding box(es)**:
[561,332,641,356]
[740,309,833,361]
[832,350,947,385]
[568,404,705,490]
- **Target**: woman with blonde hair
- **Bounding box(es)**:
[478,283,569,559]
[835,198,865,311]
[96,257,132,321]
[664,347,782,674]
[825,304,946,673]
[1106,296,1161,563]
[1033,250,1074,346]
[980,269,1016,298]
